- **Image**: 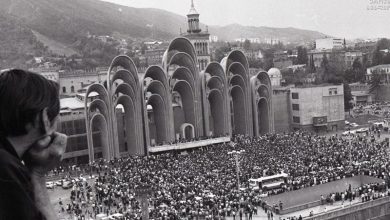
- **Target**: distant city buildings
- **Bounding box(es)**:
[234,37,281,45]
[145,49,165,66]
[366,64,390,82]
[273,50,294,70]
[307,49,363,69]
[315,38,345,50]
[29,67,60,82]
[349,83,372,106]
[209,35,218,42]
[58,68,107,96]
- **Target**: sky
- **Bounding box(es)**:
[101,0,390,39]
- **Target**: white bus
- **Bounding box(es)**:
[249,173,288,191]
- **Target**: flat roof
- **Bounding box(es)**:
[60,97,85,110]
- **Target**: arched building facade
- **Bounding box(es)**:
[85,37,274,162]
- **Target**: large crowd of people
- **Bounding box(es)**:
[54,130,390,220]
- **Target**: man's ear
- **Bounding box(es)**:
[41,108,51,134]
[41,108,58,135]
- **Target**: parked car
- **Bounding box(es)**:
[356,128,369,133]
[46,181,55,189]
[62,181,73,189]
[350,123,358,127]
[55,179,64,186]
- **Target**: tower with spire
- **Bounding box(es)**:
[183,0,211,71]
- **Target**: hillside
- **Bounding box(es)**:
[0,14,48,69]
[210,24,328,44]
[0,0,330,68]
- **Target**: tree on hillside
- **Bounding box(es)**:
[369,72,383,94]
[372,47,383,66]
[297,46,308,65]
[213,44,231,62]
[372,38,390,66]
[243,39,251,51]
[345,58,365,83]
[344,83,353,113]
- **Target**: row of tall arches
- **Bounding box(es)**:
[85,37,274,162]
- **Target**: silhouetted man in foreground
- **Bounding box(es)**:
[0,69,67,220]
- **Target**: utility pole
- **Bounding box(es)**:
[228,149,245,190]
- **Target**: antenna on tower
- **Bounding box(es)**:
[191,0,194,8]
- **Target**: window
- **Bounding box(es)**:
[293,116,300,124]
[292,104,300,111]
[292,92,299,99]
[71,86,75,93]
[62,87,66,93]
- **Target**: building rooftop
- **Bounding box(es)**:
[292,83,342,89]
[60,97,85,111]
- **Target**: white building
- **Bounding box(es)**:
[366,64,390,82]
[316,38,344,50]
[209,35,218,42]
[290,84,345,132]
[268,68,282,87]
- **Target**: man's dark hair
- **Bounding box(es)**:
[0,69,60,136]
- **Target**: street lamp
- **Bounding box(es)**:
[228,149,245,190]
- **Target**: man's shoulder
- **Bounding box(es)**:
[0,148,29,182]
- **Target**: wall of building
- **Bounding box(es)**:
[60,73,105,96]
[374,85,390,102]
[316,38,343,50]
[290,85,345,132]
[272,88,291,133]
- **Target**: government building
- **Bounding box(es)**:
[83,38,274,162]
[54,1,274,163]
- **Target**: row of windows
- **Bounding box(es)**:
[329,88,338,95]
[293,116,300,124]
[292,104,299,111]
[292,92,299,99]
[62,86,75,93]
[60,119,86,135]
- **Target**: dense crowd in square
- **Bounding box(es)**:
[52,130,390,220]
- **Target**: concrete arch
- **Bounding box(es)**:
[171,67,195,90]
[147,94,169,145]
[230,85,247,135]
[89,99,109,118]
[258,98,270,135]
[228,62,248,86]
[86,84,109,104]
[144,66,169,90]
[108,55,138,81]
[112,70,139,96]
[223,50,250,73]
[165,37,197,66]
[90,113,109,161]
[168,52,197,78]
[147,81,169,102]
[112,69,139,88]
[258,84,270,99]
[114,95,137,155]
[115,83,135,100]
[85,83,113,163]
[180,123,195,139]
[230,74,246,89]
[207,76,224,91]
[173,80,196,132]
[205,62,226,81]
[144,67,175,146]
[208,89,225,136]
[256,71,272,88]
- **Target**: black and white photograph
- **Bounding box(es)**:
[1,0,390,219]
